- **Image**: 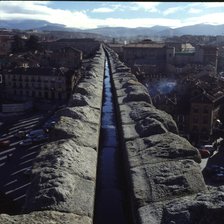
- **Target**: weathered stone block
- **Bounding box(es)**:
[130,160,206,208]
[138,187,224,224]
[126,132,201,166]
[0,211,91,224]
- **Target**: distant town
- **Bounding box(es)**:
[1,27,224,147]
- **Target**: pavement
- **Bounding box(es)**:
[0,112,47,213]
[200,147,224,186]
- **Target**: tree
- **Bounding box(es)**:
[11,35,26,53]
[26,35,40,51]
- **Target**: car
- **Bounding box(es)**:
[204,144,215,152]
[23,168,32,176]
[26,129,45,139]
[15,130,27,139]
[212,172,224,183]
[203,165,224,177]
[199,149,210,158]
[199,144,216,155]
[32,134,49,143]
[43,121,56,130]
[0,140,10,149]
[19,138,33,147]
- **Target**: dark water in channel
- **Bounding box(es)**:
[93,60,129,224]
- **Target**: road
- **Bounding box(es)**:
[0,112,48,214]
[200,147,224,186]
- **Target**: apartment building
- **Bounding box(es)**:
[189,88,224,142]
[3,67,76,101]
[123,42,167,75]
[0,35,13,56]
[42,38,100,58]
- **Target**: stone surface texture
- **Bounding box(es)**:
[105,46,224,224]
[0,211,91,224]
[18,45,105,223]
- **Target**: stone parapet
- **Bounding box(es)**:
[105,46,224,224]
[0,45,105,223]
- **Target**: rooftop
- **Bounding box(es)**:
[123,43,166,49]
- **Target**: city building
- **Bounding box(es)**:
[123,41,167,75]
[0,35,13,56]
[50,47,82,69]
[2,67,77,101]
[42,38,101,58]
[189,90,224,142]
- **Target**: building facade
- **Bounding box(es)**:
[2,67,76,101]
[50,47,83,69]
[123,42,167,75]
[0,35,13,56]
[189,91,224,143]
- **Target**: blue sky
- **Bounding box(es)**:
[1,1,224,29]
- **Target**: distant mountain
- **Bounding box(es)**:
[86,24,224,37]
[85,26,171,37]
[1,19,224,37]
[175,24,224,36]
[0,19,68,30]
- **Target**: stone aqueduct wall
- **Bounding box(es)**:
[105,46,224,224]
[0,45,224,223]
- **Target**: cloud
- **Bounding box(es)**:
[188,8,202,14]
[163,6,181,16]
[0,1,224,30]
[92,7,115,13]
[130,2,160,12]
[96,17,181,29]
[181,12,224,26]
[203,2,224,8]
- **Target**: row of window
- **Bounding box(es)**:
[7,82,64,90]
[193,116,209,125]
[192,125,209,134]
[6,75,64,82]
[12,89,64,100]
[192,107,209,114]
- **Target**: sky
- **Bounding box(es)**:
[1,1,224,29]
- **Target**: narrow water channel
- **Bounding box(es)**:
[94,59,129,224]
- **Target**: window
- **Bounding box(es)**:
[192,125,198,131]
[193,117,198,123]
[203,107,209,114]
[193,108,199,113]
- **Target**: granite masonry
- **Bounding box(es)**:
[105,46,224,224]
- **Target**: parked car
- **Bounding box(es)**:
[199,144,215,155]
[26,129,45,139]
[204,144,215,152]
[19,138,33,147]
[0,140,10,149]
[203,165,224,177]
[32,134,49,143]
[23,168,32,177]
[43,121,56,130]
[199,149,210,158]
[212,172,224,183]
[15,130,27,139]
